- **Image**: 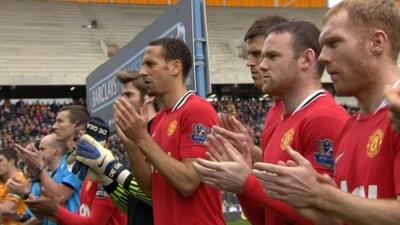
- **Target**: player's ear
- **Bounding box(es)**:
[370,29,387,56]
[169,59,182,77]
[298,48,316,71]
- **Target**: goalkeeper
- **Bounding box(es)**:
[25,117,138,225]
[74,72,158,225]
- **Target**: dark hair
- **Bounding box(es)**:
[148,38,193,80]
[266,21,324,77]
[116,70,140,84]
[117,70,149,103]
[244,15,288,41]
[0,148,18,166]
[58,105,90,127]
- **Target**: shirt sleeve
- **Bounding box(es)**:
[390,130,400,195]
[59,161,83,192]
[301,113,347,176]
[241,175,314,225]
[105,182,128,212]
[104,178,152,212]
[56,193,125,225]
[179,100,219,159]
[236,192,265,225]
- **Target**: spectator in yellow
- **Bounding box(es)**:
[0,148,28,225]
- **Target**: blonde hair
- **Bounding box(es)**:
[324,0,400,60]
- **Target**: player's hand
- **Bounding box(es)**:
[14,143,45,170]
[211,114,254,165]
[115,122,137,150]
[7,177,29,197]
[218,113,255,147]
[194,139,251,193]
[95,173,114,186]
[25,196,61,218]
[114,98,149,144]
[72,161,89,180]
[252,146,320,208]
[74,134,116,175]
[65,149,89,180]
[1,210,21,222]
[206,128,252,167]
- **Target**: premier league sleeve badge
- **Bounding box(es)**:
[314,139,334,168]
[191,123,211,145]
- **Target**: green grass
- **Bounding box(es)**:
[227,220,251,225]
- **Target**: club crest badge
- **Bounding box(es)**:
[167,120,178,137]
[314,139,334,168]
[280,128,295,150]
[191,123,210,145]
[366,129,384,158]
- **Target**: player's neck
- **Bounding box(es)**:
[162,83,188,109]
[357,65,398,114]
[146,106,158,122]
[65,138,76,152]
[282,82,322,114]
[48,156,60,172]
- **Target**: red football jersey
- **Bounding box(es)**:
[150,92,225,225]
[240,90,349,225]
[261,99,284,152]
[56,178,127,225]
[263,90,348,175]
[239,98,283,225]
[334,108,400,210]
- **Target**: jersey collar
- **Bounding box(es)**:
[291,89,326,115]
[356,80,400,119]
[374,80,400,114]
[171,90,195,112]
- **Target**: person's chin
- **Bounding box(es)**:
[252,80,263,90]
[148,89,158,96]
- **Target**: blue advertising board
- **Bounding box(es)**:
[86,0,204,130]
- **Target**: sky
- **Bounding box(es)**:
[328,0,343,7]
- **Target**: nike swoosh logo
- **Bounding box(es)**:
[151,132,157,138]
[335,152,345,164]
[97,156,106,168]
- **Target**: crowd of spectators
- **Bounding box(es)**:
[1,100,58,149]
[342,104,360,115]
[210,97,274,146]
[0,99,84,149]
[0,97,360,159]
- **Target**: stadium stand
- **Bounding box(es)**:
[0,0,330,86]
[56,0,327,8]
[0,0,162,85]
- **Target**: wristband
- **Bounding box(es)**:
[104,161,123,179]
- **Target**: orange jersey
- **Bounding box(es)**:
[0,171,29,225]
